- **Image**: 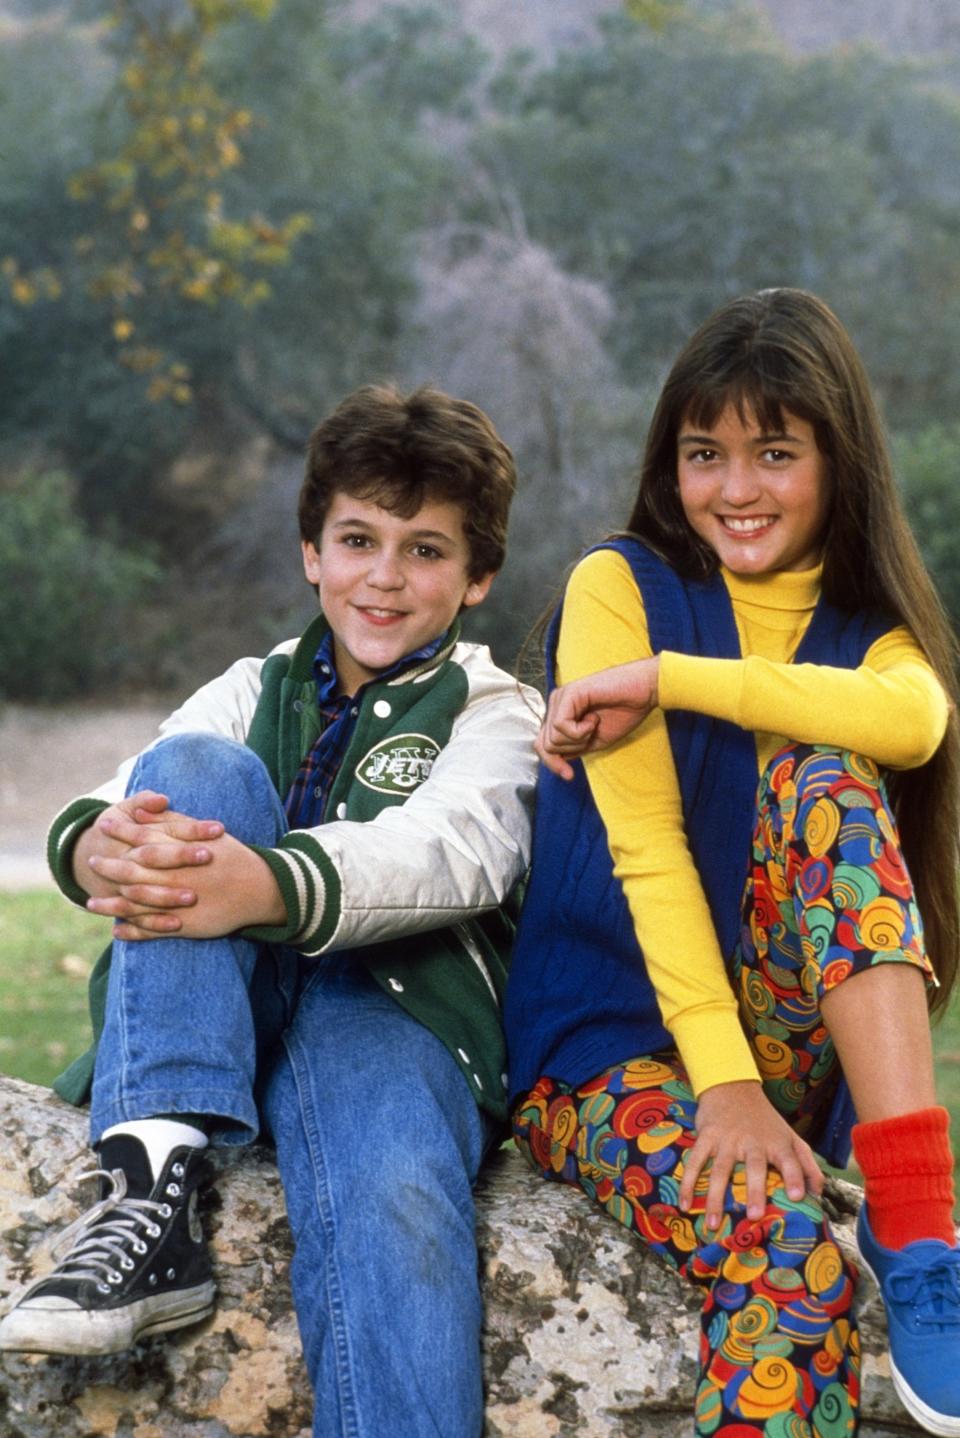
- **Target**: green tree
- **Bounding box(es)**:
[470,11,960,427]
[0,472,161,701]
[895,425,960,632]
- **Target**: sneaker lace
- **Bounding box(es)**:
[24,1167,176,1298]
[888,1249,960,1329]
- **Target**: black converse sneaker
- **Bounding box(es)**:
[0,1134,215,1356]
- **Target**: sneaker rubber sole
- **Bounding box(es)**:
[857,1249,960,1438]
[0,1280,216,1356]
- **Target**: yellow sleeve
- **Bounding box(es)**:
[556,549,760,1096]
[658,626,948,769]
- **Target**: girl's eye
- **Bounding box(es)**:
[762,448,794,463]
[684,448,718,464]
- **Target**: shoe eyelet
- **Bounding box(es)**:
[172,1162,185,1179]
[108,1271,123,1286]
[159,1203,173,1219]
[166,1183,181,1197]
[134,1239,147,1255]
[166,1268,176,1280]
[148,1273,158,1286]
[97,1282,111,1294]
[147,1223,161,1238]
[120,1256,135,1271]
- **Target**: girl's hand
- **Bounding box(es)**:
[679,1080,823,1231]
[536,657,661,779]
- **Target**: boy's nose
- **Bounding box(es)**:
[366,551,405,588]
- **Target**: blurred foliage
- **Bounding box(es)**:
[1,0,959,691]
[896,425,960,632]
[65,0,310,404]
[0,473,162,700]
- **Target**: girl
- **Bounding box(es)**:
[505,288,960,1437]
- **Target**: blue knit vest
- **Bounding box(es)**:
[505,539,890,1166]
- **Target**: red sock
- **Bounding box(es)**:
[852,1106,956,1249]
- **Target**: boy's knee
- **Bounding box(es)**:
[131,733,284,842]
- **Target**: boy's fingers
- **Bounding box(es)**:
[89,895,184,928]
[116,884,196,909]
[124,843,213,871]
[132,812,224,840]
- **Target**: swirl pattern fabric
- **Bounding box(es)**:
[513,744,931,1435]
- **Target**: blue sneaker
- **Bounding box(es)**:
[857,1205,960,1436]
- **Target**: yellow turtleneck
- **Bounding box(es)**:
[555,547,948,1098]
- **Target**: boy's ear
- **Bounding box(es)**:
[462,571,495,610]
[302,540,322,586]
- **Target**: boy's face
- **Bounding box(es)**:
[302,491,494,696]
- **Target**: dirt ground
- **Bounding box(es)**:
[0,704,169,889]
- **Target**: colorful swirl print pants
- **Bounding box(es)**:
[513,745,933,1438]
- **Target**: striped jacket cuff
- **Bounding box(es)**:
[47,798,110,906]
[244,835,342,954]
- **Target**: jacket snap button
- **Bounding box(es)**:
[373,699,391,718]
[336,802,347,819]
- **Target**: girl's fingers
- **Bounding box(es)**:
[744,1149,769,1219]
[678,1138,710,1212]
[704,1154,734,1230]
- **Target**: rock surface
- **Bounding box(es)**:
[0,1075,921,1436]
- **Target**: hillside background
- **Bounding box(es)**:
[2,0,960,706]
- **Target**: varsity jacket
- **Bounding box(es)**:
[49,613,542,1121]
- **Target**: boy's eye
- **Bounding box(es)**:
[342,533,371,548]
[412,543,442,560]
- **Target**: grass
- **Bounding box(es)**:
[0,891,112,1087]
[3,890,960,1186]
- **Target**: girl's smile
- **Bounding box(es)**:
[677,405,831,575]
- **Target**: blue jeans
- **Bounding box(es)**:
[91,733,491,1438]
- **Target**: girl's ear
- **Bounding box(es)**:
[462,571,495,609]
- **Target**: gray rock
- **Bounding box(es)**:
[0,1075,922,1436]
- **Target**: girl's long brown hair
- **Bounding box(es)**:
[627,287,960,1010]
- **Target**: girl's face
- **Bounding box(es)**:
[676,403,831,575]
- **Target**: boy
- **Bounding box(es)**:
[0,384,541,1438]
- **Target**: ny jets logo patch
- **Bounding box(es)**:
[356,734,441,794]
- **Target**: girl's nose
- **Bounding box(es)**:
[720,459,762,505]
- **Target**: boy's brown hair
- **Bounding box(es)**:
[299,383,516,580]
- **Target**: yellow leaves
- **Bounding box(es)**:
[120,344,164,374]
[41,0,305,407]
[2,261,62,306]
[624,0,685,29]
[147,370,194,404]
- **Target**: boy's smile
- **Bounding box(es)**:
[302,492,493,696]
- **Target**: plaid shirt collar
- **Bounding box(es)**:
[311,626,452,707]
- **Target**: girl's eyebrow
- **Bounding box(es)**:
[676,429,807,446]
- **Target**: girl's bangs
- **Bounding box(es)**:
[680,374,810,437]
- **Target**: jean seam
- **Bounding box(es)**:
[285,1025,362,1438]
